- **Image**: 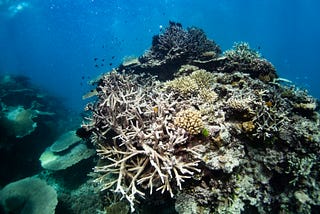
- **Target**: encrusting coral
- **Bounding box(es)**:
[83,22,320,213]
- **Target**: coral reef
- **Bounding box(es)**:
[174,109,204,135]
[40,143,94,171]
[39,130,95,171]
[142,21,221,62]
[1,105,38,138]
[0,74,82,188]
[50,130,81,152]
[83,71,203,211]
[83,23,320,213]
[164,66,218,102]
[222,42,277,81]
[119,21,221,80]
[0,176,58,214]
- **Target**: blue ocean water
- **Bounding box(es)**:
[0,0,319,112]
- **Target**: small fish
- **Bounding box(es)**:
[101,64,104,66]
[81,76,85,79]
[102,59,105,61]
[94,57,98,61]
[111,56,115,59]
[153,106,158,113]
[95,64,99,68]
[109,63,112,66]
[265,101,273,107]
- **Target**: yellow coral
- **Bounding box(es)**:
[199,88,218,103]
[242,121,255,133]
[164,76,198,96]
[165,69,215,98]
[174,109,204,134]
[189,69,215,89]
[227,98,252,113]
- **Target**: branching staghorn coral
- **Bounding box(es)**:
[83,71,202,212]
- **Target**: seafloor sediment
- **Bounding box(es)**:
[82,22,320,213]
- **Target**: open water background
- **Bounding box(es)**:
[1,0,319,112]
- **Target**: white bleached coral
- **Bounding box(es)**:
[83,71,202,212]
[39,143,94,171]
[2,105,37,138]
[50,130,81,152]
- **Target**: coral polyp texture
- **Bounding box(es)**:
[174,109,204,135]
[83,22,320,213]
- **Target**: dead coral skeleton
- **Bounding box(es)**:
[84,72,201,212]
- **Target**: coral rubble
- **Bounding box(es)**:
[83,22,320,213]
